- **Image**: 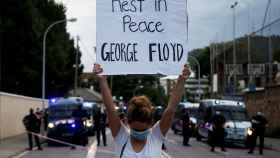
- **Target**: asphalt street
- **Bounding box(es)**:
[16,129,280,158]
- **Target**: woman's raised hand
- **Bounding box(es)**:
[179,64,191,80]
[93,63,107,81]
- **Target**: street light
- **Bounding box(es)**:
[42,18,77,109]
[188,55,201,100]
[230,1,238,95]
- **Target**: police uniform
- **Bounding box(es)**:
[23,111,42,150]
[210,113,226,152]
[182,110,191,146]
[248,113,268,155]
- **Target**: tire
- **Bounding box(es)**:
[244,136,251,149]
[207,130,213,145]
[196,132,202,141]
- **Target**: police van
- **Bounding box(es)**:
[196,99,252,146]
[47,97,92,146]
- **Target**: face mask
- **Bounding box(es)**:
[130,129,150,141]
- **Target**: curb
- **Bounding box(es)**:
[7,149,27,158]
[8,140,47,158]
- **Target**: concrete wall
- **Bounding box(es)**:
[244,85,280,136]
[0,92,48,140]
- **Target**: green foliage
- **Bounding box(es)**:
[108,76,167,106]
[189,47,210,77]
[0,0,82,98]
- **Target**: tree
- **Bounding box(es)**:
[90,75,167,106]
[0,0,82,98]
[189,47,210,78]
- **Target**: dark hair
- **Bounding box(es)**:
[127,96,153,124]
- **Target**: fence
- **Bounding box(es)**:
[244,85,280,137]
[0,92,48,140]
[210,0,280,94]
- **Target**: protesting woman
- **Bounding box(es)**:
[93,63,190,158]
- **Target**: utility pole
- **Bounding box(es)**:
[0,25,2,94]
[0,13,3,94]
[223,42,226,93]
[267,4,273,85]
[210,43,214,96]
[247,2,253,85]
[74,36,80,96]
[268,33,273,85]
[231,1,238,95]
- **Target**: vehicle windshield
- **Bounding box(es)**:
[231,110,249,121]
[48,104,80,120]
[188,108,199,118]
[214,106,249,121]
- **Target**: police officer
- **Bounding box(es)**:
[22,108,42,151]
[43,109,49,132]
[94,106,107,146]
[210,111,226,152]
[182,108,191,146]
[248,112,268,155]
[35,108,42,133]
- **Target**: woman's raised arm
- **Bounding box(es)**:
[93,64,121,138]
[159,65,190,136]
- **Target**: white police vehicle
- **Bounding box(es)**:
[196,99,252,146]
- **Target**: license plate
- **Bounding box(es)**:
[62,133,73,137]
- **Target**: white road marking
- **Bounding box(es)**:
[87,129,111,158]
[166,139,177,145]
[11,145,43,158]
[97,149,115,155]
[12,150,29,158]
[87,141,97,158]
[161,151,173,158]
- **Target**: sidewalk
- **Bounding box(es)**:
[0,134,28,158]
[265,137,280,152]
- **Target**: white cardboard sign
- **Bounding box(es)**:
[97,0,188,75]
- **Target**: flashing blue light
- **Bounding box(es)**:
[50,98,56,103]
[71,124,76,128]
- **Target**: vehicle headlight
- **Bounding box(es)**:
[61,120,67,124]
[247,128,253,136]
[85,120,93,127]
[67,119,74,124]
[48,123,55,129]
[55,121,60,125]
[190,117,197,124]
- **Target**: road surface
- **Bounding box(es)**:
[16,129,279,158]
